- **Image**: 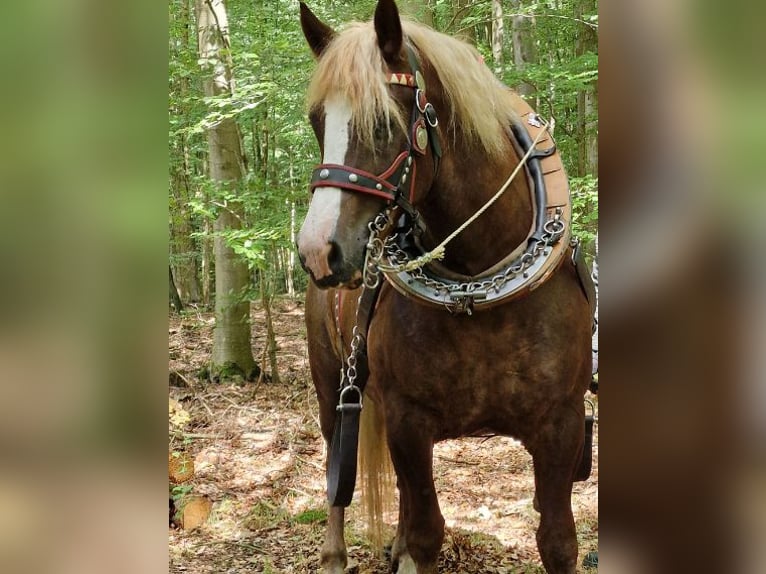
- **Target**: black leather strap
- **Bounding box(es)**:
[509,119,551,244]
[327,391,362,506]
[572,240,597,333]
[326,283,382,507]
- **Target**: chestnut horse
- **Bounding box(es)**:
[296,2,592,573]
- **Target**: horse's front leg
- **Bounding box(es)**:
[316,391,348,573]
[529,399,584,574]
[387,415,443,574]
[389,481,408,570]
[320,505,347,573]
[310,354,346,571]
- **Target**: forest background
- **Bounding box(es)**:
[168,0,598,379]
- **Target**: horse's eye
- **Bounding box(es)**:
[374,120,390,141]
[309,113,321,135]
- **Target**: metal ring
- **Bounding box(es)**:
[543,219,565,235]
[416,89,427,113]
[424,103,439,127]
[339,384,362,405]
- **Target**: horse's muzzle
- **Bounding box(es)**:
[297,240,362,290]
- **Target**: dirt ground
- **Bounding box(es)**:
[168,298,598,573]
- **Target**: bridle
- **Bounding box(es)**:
[308,44,441,230]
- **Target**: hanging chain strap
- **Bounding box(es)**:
[327,224,385,507]
[335,215,390,410]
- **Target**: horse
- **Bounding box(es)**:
[295,2,594,573]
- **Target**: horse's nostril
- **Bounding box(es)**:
[327,241,344,276]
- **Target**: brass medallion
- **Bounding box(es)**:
[415,125,428,151]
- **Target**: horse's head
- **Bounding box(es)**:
[296,0,438,289]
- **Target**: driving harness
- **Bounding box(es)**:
[310,44,596,507]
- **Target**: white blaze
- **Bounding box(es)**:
[302,95,351,241]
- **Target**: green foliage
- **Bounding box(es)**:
[570,174,598,246]
[171,483,194,503]
[169,0,598,302]
[292,508,328,525]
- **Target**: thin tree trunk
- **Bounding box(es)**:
[287,199,296,298]
[575,0,598,176]
[491,0,503,75]
[286,154,296,299]
[201,218,212,308]
[510,0,537,98]
[169,1,202,304]
[259,269,280,385]
[196,0,255,379]
[170,137,202,303]
[169,266,184,313]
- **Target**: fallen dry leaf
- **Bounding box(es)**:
[178,495,212,530]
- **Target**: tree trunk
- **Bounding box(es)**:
[510,0,537,98]
[196,0,255,379]
[491,0,504,75]
[575,0,598,177]
[287,199,296,298]
[201,217,212,308]
[169,266,184,313]
[259,269,280,386]
[170,137,202,304]
[169,1,202,305]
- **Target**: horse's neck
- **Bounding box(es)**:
[419,135,533,275]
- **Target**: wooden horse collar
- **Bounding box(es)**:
[381,93,574,314]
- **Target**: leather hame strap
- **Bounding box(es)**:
[326,283,382,507]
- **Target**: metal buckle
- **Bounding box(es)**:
[527,113,544,128]
[337,384,363,412]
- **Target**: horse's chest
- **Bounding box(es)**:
[368,307,539,431]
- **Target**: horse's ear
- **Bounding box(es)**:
[299,2,336,58]
[374,0,403,64]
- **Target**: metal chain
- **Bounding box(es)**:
[337,216,392,406]
[367,208,565,299]
[361,212,390,289]
[337,315,365,408]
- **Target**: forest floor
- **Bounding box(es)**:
[168,297,598,573]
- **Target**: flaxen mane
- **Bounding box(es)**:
[307,20,517,157]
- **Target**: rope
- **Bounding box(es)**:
[381,117,550,273]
